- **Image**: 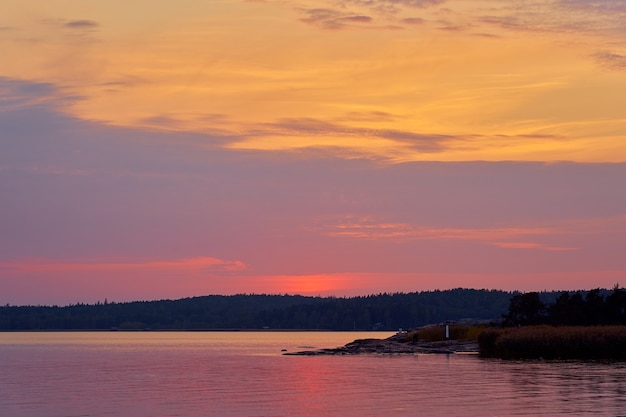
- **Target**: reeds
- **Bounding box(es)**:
[409,324,484,342]
[477,325,626,360]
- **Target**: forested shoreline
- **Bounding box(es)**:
[3,287,624,332]
[478,286,626,360]
[1,289,511,331]
[502,287,626,327]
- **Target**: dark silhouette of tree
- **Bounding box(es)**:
[584,289,606,325]
[606,285,626,324]
[503,292,546,326]
[548,292,571,325]
[505,287,626,327]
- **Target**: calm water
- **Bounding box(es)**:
[1,332,625,417]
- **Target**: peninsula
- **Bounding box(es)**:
[284,326,480,355]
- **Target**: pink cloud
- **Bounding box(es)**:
[322,215,626,254]
[492,242,578,251]
[0,256,247,274]
[323,215,561,242]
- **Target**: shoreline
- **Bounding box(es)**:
[284,336,479,356]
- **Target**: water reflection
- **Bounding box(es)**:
[1,332,625,417]
[503,361,626,416]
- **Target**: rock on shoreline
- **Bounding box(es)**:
[283,336,479,356]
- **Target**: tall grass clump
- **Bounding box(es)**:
[478,325,626,360]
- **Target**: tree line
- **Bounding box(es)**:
[503,286,626,327]
[0,289,511,331]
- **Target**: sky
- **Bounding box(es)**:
[1,0,625,305]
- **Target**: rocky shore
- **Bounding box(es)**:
[283,333,479,356]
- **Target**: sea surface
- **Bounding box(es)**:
[1,331,625,417]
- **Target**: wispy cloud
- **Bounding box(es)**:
[324,215,562,243]
[299,8,374,30]
[479,0,626,39]
[556,0,626,14]
[292,0,626,36]
[337,110,402,122]
[295,0,445,30]
[1,256,247,274]
[594,51,626,70]
[63,20,99,29]
[229,116,568,160]
[138,113,231,133]
[297,0,626,35]
[0,77,72,110]
[344,0,446,10]
[243,117,455,153]
[323,214,626,251]
[401,17,426,25]
[492,242,577,251]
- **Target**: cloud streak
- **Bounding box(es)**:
[343,0,446,12]
[321,215,584,252]
[478,0,626,41]
[0,77,66,110]
[493,242,577,251]
[292,0,626,35]
[228,116,571,161]
[325,217,561,241]
[594,51,626,70]
[295,0,446,29]
[299,8,375,30]
[0,256,246,274]
[63,20,99,29]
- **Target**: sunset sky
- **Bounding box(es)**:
[2,0,625,305]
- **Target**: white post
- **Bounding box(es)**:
[445,324,449,339]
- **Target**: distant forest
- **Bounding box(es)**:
[1,289,512,331]
[3,288,624,331]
